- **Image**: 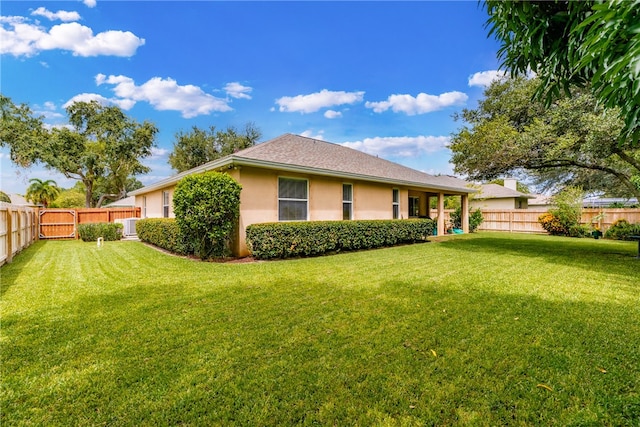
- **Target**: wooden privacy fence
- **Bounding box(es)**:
[476,208,640,234]
[0,204,38,266]
[39,207,141,239]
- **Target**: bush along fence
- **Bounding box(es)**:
[77,223,124,242]
[0,204,38,266]
[246,219,436,260]
[475,208,640,235]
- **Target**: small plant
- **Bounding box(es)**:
[77,222,123,242]
[449,207,484,232]
[604,219,640,240]
[539,187,585,237]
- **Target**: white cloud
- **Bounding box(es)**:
[468,70,507,87]
[224,82,252,99]
[276,89,365,114]
[365,91,467,115]
[324,110,342,119]
[341,135,450,158]
[300,130,325,140]
[94,74,233,118]
[31,7,81,22]
[0,16,144,57]
[151,147,169,158]
[64,92,136,111]
[83,0,97,8]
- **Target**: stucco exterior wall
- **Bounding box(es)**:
[136,186,175,218]
[134,166,448,257]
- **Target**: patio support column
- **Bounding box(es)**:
[426,196,431,218]
[461,194,469,233]
[437,192,445,236]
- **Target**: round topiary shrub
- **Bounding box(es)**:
[173,171,241,260]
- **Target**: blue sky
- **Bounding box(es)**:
[1,1,504,196]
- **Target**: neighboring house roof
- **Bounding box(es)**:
[131,134,475,195]
[582,197,638,207]
[475,184,534,200]
[528,194,552,206]
[105,195,136,207]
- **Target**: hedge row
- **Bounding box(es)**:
[78,222,123,242]
[604,219,640,241]
[246,219,436,260]
[136,218,193,255]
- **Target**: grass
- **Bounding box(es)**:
[1,232,639,426]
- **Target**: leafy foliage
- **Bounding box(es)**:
[136,218,193,255]
[49,189,85,208]
[450,77,640,198]
[0,191,11,203]
[538,187,587,237]
[25,178,60,208]
[0,96,158,207]
[485,0,640,142]
[604,219,640,240]
[246,219,435,260]
[77,222,123,242]
[168,123,261,172]
[449,207,484,233]
[173,172,242,259]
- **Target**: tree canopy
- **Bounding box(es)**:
[450,77,640,198]
[485,0,640,142]
[168,123,261,173]
[1,96,158,207]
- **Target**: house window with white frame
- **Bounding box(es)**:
[409,196,420,217]
[142,196,147,218]
[392,189,400,219]
[342,183,353,220]
[278,177,308,221]
[162,191,170,218]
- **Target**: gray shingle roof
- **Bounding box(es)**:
[132,133,474,195]
[477,183,534,199]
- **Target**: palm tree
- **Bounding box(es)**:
[25,178,61,208]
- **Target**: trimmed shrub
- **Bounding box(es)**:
[173,172,242,259]
[450,207,484,232]
[246,219,435,260]
[136,218,193,255]
[539,187,585,237]
[604,219,640,240]
[538,212,566,235]
[78,222,123,242]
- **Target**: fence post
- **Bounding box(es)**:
[6,207,13,264]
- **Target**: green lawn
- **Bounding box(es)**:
[1,233,639,426]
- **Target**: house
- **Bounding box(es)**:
[130,134,475,256]
[470,179,534,210]
[104,195,136,208]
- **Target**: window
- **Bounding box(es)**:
[278,177,308,221]
[142,196,147,218]
[342,184,353,220]
[409,196,420,217]
[392,189,400,219]
[162,191,170,218]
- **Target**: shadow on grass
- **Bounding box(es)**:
[2,275,639,426]
[440,234,640,278]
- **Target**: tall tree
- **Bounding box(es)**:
[450,77,640,198]
[0,96,158,207]
[25,178,60,208]
[0,95,47,167]
[485,0,640,142]
[168,123,261,172]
